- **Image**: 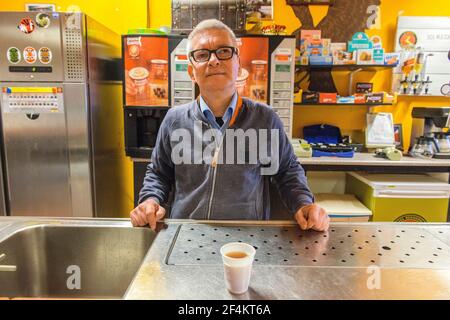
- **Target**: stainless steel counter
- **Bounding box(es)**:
[1,217,449,299]
[125,220,450,299]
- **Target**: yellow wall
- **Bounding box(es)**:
[0,0,147,35]
[149,0,450,150]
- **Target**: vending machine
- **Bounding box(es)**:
[0,12,126,217]
[123,33,296,159]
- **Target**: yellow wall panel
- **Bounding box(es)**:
[0,0,147,35]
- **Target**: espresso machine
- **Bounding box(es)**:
[410,107,450,159]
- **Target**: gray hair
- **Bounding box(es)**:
[186,19,238,54]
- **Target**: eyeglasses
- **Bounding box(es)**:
[189,46,237,63]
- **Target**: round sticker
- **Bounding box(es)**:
[7,47,21,64]
[394,214,426,222]
[18,18,35,34]
[38,47,52,64]
[399,31,417,49]
[23,46,37,64]
[36,13,51,28]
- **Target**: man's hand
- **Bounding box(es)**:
[295,203,330,232]
[130,198,166,230]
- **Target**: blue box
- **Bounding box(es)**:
[309,55,333,65]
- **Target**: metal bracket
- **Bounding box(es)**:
[348,67,363,96]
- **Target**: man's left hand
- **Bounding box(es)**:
[295,203,330,232]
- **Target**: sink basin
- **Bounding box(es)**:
[0,225,154,299]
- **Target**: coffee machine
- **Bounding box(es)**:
[410,107,450,159]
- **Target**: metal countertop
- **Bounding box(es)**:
[0,218,449,299]
[124,220,450,300]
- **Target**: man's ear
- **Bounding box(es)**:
[187,64,196,81]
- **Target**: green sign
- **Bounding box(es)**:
[275,64,290,72]
[176,64,188,72]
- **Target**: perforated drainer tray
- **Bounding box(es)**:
[166,224,450,268]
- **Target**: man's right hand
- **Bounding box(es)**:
[130,198,166,230]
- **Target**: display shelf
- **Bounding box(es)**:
[124,105,170,109]
[295,64,398,71]
[294,102,394,106]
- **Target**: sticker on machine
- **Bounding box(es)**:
[7,47,21,64]
[23,47,37,64]
[394,214,427,223]
[18,18,35,34]
[399,31,418,49]
[36,13,51,28]
[38,47,52,64]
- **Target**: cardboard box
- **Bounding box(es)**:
[348,32,373,53]
[337,96,355,104]
[370,35,382,49]
[356,82,373,93]
[373,48,384,65]
[354,93,366,104]
[356,49,374,64]
[384,52,400,66]
[309,55,333,65]
[319,92,337,103]
[383,92,396,103]
[302,91,319,104]
[330,43,346,59]
[300,30,321,44]
[306,46,324,56]
[299,55,309,65]
[321,38,331,48]
[366,93,384,104]
[333,51,355,65]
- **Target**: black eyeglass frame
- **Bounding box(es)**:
[189,46,238,63]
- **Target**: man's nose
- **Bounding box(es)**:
[208,52,220,67]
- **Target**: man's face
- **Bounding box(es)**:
[187,29,240,94]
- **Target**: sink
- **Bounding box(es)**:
[0,225,154,299]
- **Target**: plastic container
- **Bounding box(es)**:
[345,172,450,222]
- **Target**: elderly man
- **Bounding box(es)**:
[130,19,329,231]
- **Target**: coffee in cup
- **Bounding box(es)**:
[220,242,256,295]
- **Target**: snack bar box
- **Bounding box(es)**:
[345,172,450,222]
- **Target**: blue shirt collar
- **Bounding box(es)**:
[199,92,237,130]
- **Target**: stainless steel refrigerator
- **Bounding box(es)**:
[0,11,126,217]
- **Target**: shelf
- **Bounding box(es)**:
[294,103,394,106]
[124,105,170,109]
[397,94,441,97]
[295,64,398,71]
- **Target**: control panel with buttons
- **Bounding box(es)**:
[1,87,64,114]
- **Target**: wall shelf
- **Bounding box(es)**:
[294,103,394,106]
[295,64,398,71]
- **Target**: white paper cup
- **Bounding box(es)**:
[220,242,256,295]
